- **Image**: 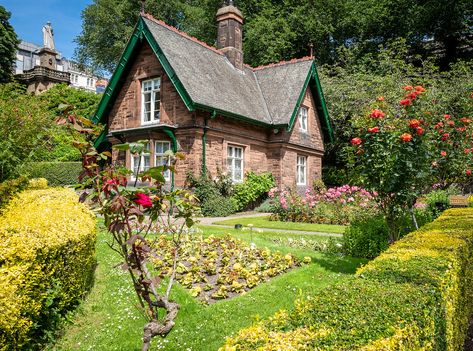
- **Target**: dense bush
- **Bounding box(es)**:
[0,188,96,350]
[221,208,473,350]
[22,162,82,186]
[232,172,274,211]
[186,172,236,217]
[0,176,29,210]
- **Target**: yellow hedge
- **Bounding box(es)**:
[0,188,96,350]
[221,208,473,350]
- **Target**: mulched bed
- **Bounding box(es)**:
[151,234,301,304]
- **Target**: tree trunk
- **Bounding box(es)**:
[142,298,179,351]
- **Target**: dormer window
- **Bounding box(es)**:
[299,106,308,132]
[142,78,161,124]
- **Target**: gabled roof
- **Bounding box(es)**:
[93,15,333,141]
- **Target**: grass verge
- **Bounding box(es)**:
[212,216,346,234]
[50,223,363,351]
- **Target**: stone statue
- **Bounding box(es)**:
[42,21,55,50]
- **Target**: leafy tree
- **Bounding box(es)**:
[0,6,19,83]
[0,84,53,181]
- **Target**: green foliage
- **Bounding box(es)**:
[187,171,237,217]
[0,176,29,209]
[0,188,96,350]
[222,208,473,350]
[254,197,278,213]
[424,189,450,216]
[232,172,274,211]
[0,6,19,83]
[22,162,82,186]
[0,84,54,181]
[343,215,389,259]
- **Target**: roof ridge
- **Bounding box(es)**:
[252,56,314,71]
[141,13,223,56]
[252,70,273,124]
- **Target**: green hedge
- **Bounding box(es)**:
[22,162,82,186]
[0,188,96,350]
[220,208,473,350]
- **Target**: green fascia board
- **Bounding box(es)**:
[92,20,144,125]
[286,61,334,143]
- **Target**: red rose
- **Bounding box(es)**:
[408,119,421,129]
[467,170,472,176]
[400,99,411,106]
[441,151,447,157]
[406,92,418,100]
[351,137,362,145]
[367,127,380,133]
[457,127,466,132]
[444,114,451,120]
[447,121,455,127]
[377,96,385,101]
[134,193,153,208]
[415,85,426,93]
[441,133,449,141]
[460,117,471,124]
[400,133,413,142]
[370,109,385,118]
[464,149,470,154]
[416,127,424,135]
[403,85,414,91]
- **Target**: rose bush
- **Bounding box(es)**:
[346,86,473,241]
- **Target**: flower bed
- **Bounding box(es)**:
[220,208,473,350]
[269,185,378,225]
[152,235,300,303]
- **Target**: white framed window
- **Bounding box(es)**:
[299,106,308,132]
[155,141,171,181]
[296,155,307,185]
[141,78,161,124]
[227,145,243,182]
[130,143,150,179]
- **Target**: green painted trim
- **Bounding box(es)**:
[286,61,334,142]
[141,23,194,111]
[202,117,208,176]
[93,20,144,125]
[311,62,334,142]
[286,67,313,132]
[194,103,271,128]
[162,127,177,190]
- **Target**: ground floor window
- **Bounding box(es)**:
[155,141,171,181]
[129,140,171,181]
[297,155,307,185]
[227,145,243,182]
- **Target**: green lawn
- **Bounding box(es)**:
[212,216,346,234]
[50,223,363,351]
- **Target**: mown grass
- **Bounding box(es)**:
[50,223,364,351]
[212,216,346,234]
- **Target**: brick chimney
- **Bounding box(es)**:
[216,0,244,70]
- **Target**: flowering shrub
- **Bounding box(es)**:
[347,86,473,241]
[269,185,378,225]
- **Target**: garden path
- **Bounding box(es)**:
[195,212,342,237]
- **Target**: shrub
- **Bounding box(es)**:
[232,172,274,211]
[221,208,473,350]
[343,215,389,259]
[254,197,278,213]
[0,176,29,210]
[424,189,450,216]
[22,162,82,186]
[27,178,49,189]
[0,188,96,350]
[200,194,237,217]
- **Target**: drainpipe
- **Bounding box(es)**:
[202,111,217,177]
[163,128,177,191]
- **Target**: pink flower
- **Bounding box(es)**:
[134,193,153,208]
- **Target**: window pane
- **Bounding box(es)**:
[143,155,150,171]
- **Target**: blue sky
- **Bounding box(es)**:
[2,0,93,59]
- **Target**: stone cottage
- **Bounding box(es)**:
[93,2,333,190]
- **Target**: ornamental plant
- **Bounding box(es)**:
[58,112,199,351]
[346,86,473,242]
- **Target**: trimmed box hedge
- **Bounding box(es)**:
[220,208,473,350]
[23,162,82,186]
[0,188,96,350]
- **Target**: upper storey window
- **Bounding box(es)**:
[299,106,308,132]
[142,78,161,124]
